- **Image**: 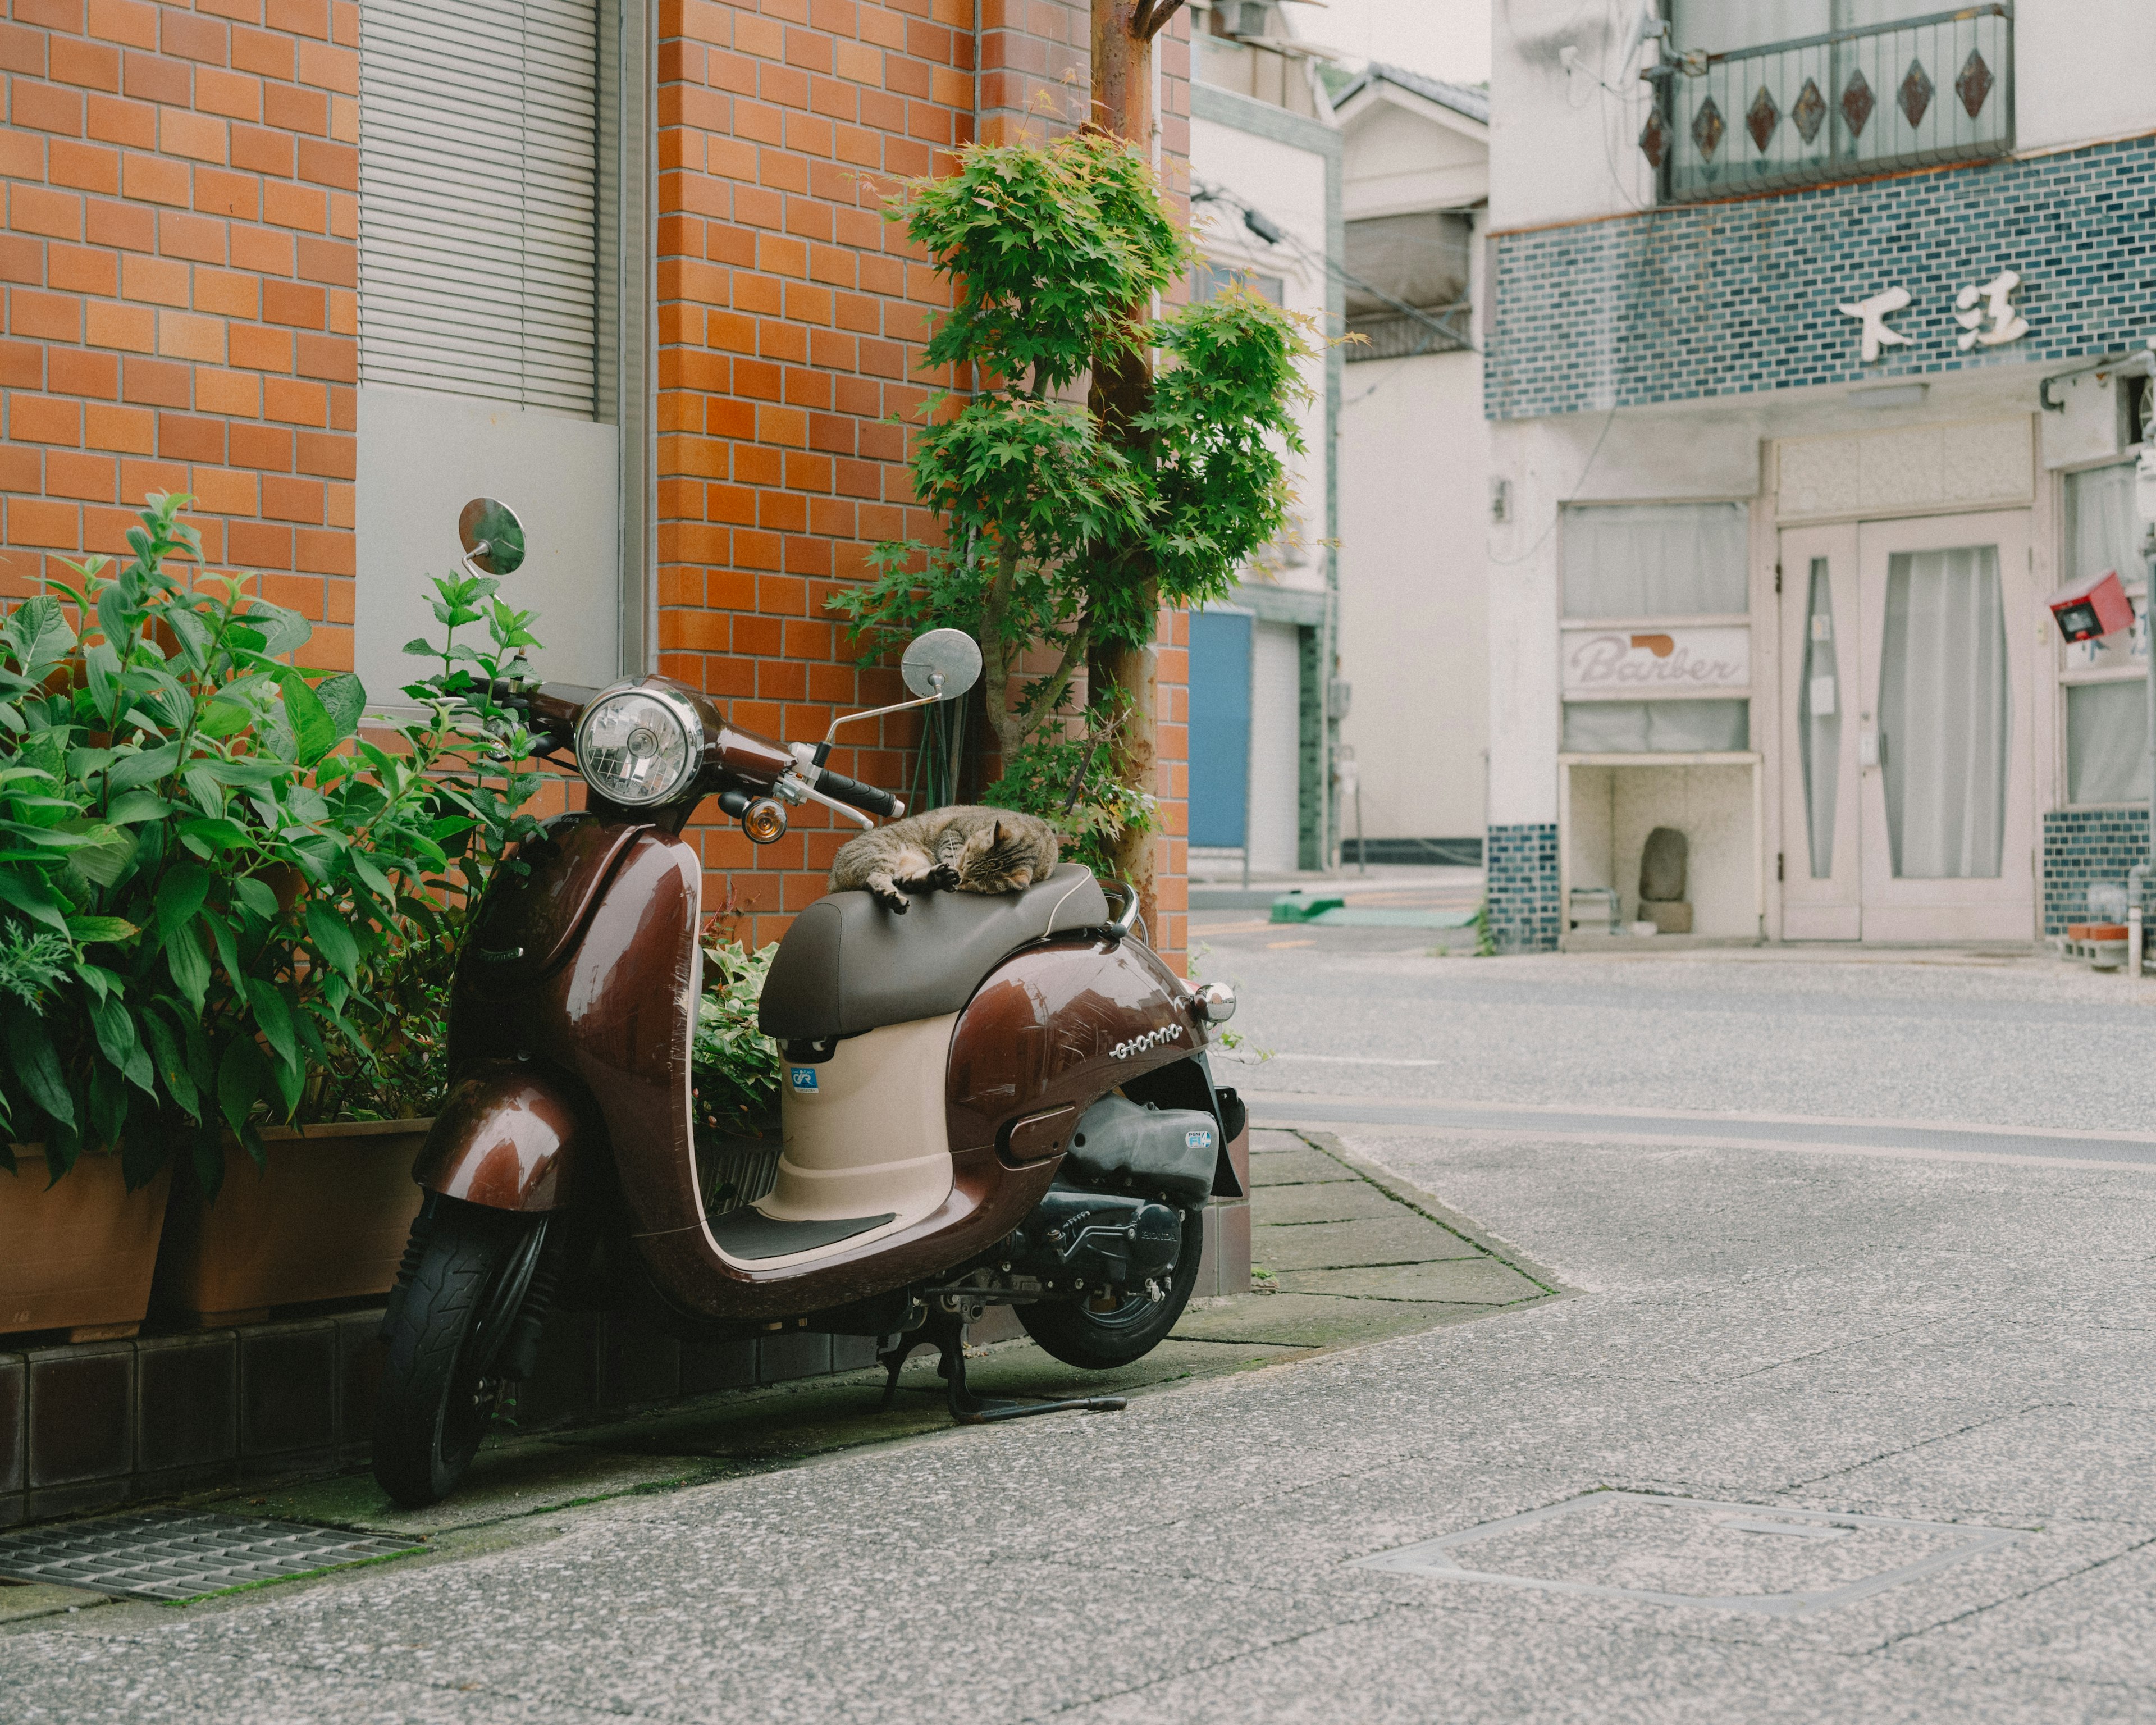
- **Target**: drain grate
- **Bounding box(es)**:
[0,1511,422,1602]
[1355,1492,2023,1617]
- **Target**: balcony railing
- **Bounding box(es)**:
[1641,4,2013,202]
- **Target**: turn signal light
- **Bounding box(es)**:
[742,798,788,844]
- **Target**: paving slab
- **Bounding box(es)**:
[1248,1142,1364,1185]
[1252,1214,1488,1271]
[0,1581,106,1625]
[1274,1258,1550,1304]
[1253,1179,1404,1224]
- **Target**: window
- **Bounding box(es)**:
[2059,462,2150,806]
[1192,261,1284,305]
[360,0,603,417]
[1562,699,1749,754]
[1560,503,1748,619]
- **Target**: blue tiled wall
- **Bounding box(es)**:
[2041,808,2151,936]
[1486,822,1561,953]
[1489,135,2156,421]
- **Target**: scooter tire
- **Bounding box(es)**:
[1017,1205,1207,1371]
[372,1199,543,1509]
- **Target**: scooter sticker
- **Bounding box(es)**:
[1186,1128,1214,1151]
[790,1066,819,1094]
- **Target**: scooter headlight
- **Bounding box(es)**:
[575,686,702,807]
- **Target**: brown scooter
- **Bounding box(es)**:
[372,503,1245,1507]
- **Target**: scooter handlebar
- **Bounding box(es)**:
[811,767,901,819]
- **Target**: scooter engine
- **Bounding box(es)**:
[1006,1189,1184,1289]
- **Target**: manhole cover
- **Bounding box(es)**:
[1355,1492,2022,1617]
[0,1512,421,1602]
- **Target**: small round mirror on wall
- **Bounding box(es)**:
[901,628,982,700]
[457,498,527,576]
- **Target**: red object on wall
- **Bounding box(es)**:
[2047,569,2136,642]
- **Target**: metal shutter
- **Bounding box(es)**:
[359,0,599,417]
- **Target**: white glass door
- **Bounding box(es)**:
[1780,512,2034,942]
[1780,523,1861,938]
[1855,512,2032,941]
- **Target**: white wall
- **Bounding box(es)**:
[1489,0,2156,232]
[1190,114,1331,594]
[1250,620,1304,870]
[1338,345,1488,839]
[1343,100,1488,217]
[355,386,622,710]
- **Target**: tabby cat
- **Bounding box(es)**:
[828,805,1059,914]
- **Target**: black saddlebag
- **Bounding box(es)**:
[1063,1094,1218,1204]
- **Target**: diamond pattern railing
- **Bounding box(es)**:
[1641,5,2012,202]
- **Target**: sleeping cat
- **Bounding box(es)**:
[829,806,1059,914]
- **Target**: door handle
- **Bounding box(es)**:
[1858,731,1883,768]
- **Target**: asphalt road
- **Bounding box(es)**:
[8,937,2156,1723]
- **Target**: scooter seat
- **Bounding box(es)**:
[758,863,1112,1041]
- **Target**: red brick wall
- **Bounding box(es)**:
[1,0,358,666]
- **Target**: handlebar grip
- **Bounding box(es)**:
[812,766,899,819]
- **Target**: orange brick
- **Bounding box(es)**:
[10,394,83,444]
[194,366,259,415]
[262,179,326,231]
[85,299,154,352]
[6,497,81,547]
[186,465,257,514]
[262,375,325,424]
[84,401,154,453]
[120,151,190,206]
[10,287,83,340]
[159,108,228,165]
[47,241,117,295]
[193,267,258,318]
[9,184,84,242]
[192,167,259,220]
[120,249,189,305]
[157,309,225,362]
[194,67,263,123]
[45,449,117,501]
[229,322,291,371]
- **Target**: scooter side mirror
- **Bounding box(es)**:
[458,497,527,577]
[901,629,981,701]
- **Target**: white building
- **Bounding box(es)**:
[1186,0,1340,874]
[1485,0,2156,951]
[1332,65,1490,866]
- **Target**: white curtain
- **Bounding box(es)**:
[1561,699,1749,754]
[2066,462,2141,590]
[1878,547,2008,879]
[1798,556,1840,877]
[1561,504,1749,619]
[2067,681,2150,806]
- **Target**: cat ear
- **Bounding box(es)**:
[990,820,1003,845]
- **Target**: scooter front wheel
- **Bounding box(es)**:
[1017,1205,1207,1371]
[372,1198,545,1508]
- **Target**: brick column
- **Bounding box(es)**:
[1,0,359,667]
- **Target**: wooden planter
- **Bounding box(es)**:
[0,1151,173,1342]
[154,1119,433,1327]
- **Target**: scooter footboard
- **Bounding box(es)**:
[412,1061,588,1212]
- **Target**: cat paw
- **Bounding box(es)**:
[928,864,961,889]
[874,888,910,914]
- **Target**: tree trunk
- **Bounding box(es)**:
[1089,0,1163,943]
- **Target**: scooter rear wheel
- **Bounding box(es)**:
[373,1199,545,1509]
[1017,1205,1207,1371]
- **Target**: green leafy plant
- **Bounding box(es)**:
[0,493,546,1189]
[831,132,1313,847]
[691,918,783,1138]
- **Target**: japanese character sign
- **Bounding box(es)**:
[1955,270,2028,350]
[1835,287,1911,363]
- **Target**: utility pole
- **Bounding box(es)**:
[1089,0,1183,947]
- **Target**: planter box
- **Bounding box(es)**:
[0,1151,173,1342]
[154,1120,432,1327]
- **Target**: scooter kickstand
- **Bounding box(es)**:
[932,1315,1128,1426]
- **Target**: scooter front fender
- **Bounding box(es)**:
[412,1061,587,1212]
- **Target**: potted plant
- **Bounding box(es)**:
[691,914,785,1220]
[0,494,546,1334]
